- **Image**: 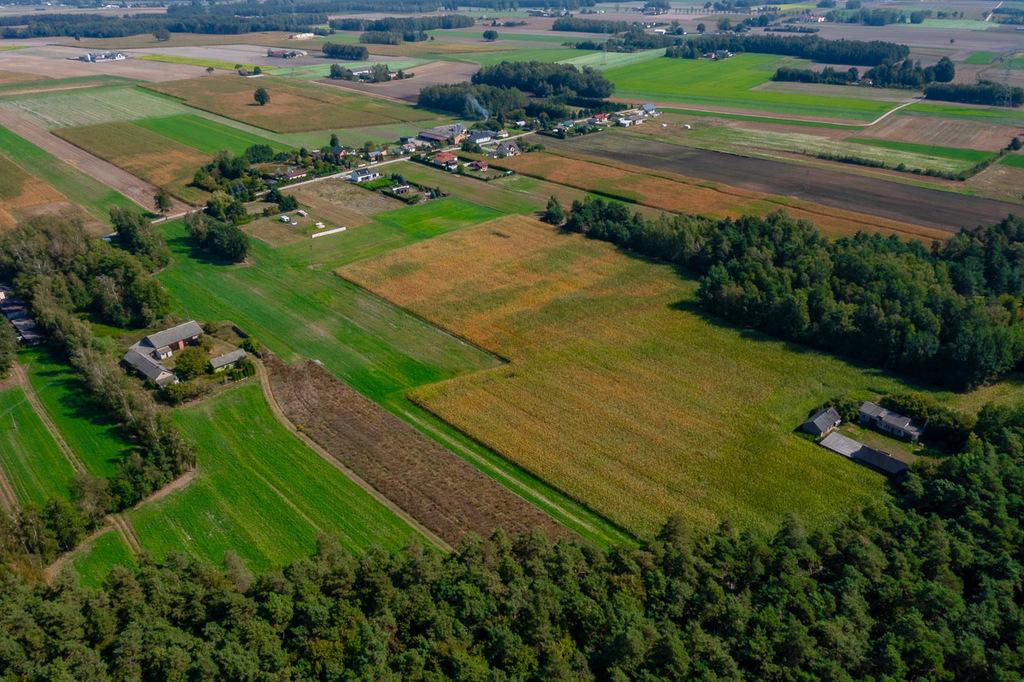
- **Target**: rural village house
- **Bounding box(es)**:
[800,407,841,438]
[122,320,203,387]
[210,349,248,373]
[858,401,924,442]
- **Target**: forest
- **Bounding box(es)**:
[471,61,614,100]
[321,42,368,60]
[773,57,954,89]
[2,400,1024,678]
[559,199,1024,389]
[665,33,909,66]
[925,82,1024,107]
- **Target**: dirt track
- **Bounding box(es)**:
[546,135,1021,232]
[0,109,190,214]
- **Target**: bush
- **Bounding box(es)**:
[241,337,262,356]
[174,346,209,380]
[160,380,212,405]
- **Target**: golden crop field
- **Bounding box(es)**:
[341,215,1002,537]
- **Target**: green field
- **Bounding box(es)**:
[156,198,631,547]
[0,125,136,220]
[69,530,136,588]
[964,51,999,65]
[562,48,666,71]
[604,54,899,121]
[0,85,186,129]
[661,106,861,129]
[899,102,1024,126]
[0,74,136,97]
[134,114,292,156]
[1001,153,1024,169]
[919,18,994,30]
[109,383,418,572]
[21,347,130,478]
[455,47,594,67]
[0,385,75,506]
[848,137,995,164]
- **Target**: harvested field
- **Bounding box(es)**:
[267,354,569,545]
[0,50,205,82]
[966,163,1024,203]
[0,70,44,85]
[55,32,298,50]
[0,152,86,231]
[497,148,950,241]
[317,60,479,103]
[860,114,1022,152]
[54,121,209,204]
[538,135,1020,232]
[341,215,902,536]
[145,75,432,132]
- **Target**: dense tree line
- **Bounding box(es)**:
[328,14,474,32]
[358,30,408,45]
[559,199,1024,389]
[418,82,528,118]
[774,56,954,89]
[0,216,195,569]
[0,11,324,39]
[551,17,631,33]
[4,406,1024,677]
[825,8,931,25]
[472,60,613,99]
[773,65,859,85]
[320,42,368,60]
[0,318,15,378]
[665,33,909,66]
[925,81,1024,107]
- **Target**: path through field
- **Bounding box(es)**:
[0,109,190,215]
[12,363,85,475]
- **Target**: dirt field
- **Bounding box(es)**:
[497,148,950,241]
[862,114,1023,151]
[0,154,97,231]
[0,49,206,82]
[540,135,1020,233]
[291,177,403,224]
[53,122,209,204]
[0,70,44,85]
[0,108,188,214]
[265,354,569,545]
[317,60,479,103]
[145,74,431,132]
[966,163,1024,203]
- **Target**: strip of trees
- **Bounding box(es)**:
[773,56,954,90]
[551,17,631,33]
[329,14,473,32]
[825,7,931,25]
[925,82,1024,107]
[320,42,368,60]
[666,33,909,66]
[557,198,1024,389]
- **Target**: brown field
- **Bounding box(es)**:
[340,215,901,536]
[966,163,1024,204]
[53,122,209,204]
[0,154,98,232]
[55,32,299,50]
[291,177,403,224]
[265,354,569,545]
[0,51,205,82]
[145,75,432,132]
[318,60,479,103]
[496,151,950,241]
[0,70,44,85]
[862,115,1022,152]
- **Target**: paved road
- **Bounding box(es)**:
[547,135,1021,232]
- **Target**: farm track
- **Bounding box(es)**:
[254,359,453,552]
[0,468,17,511]
[543,135,1022,232]
[0,108,191,215]
[12,363,84,475]
[109,514,141,553]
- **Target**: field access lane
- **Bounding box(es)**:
[548,135,1020,233]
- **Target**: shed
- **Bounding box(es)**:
[800,407,841,437]
[210,349,247,372]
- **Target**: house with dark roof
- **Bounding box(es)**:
[136,320,203,360]
[123,349,178,387]
[858,401,924,442]
[418,124,467,145]
[819,432,908,477]
[210,349,247,373]
[800,407,841,438]
[492,142,520,158]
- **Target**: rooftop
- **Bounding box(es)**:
[210,349,247,369]
[141,320,203,351]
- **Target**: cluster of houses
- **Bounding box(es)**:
[579,104,659,130]
[0,284,42,346]
[122,320,246,387]
[800,400,924,477]
[76,52,126,62]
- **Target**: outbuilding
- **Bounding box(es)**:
[800,407,841,438]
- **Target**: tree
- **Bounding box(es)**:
[697,22,706,33]
[483,29,499,41]
[174,346,209,380]
[110,206,169,269]
[154,188,172,214]
[206,66,214,77]
[329,133,340,148]
[153,27,170,42]
[254,87,270,106]
[0,320,15,378]
[933,56,955,83]
[542,196,564,225]
[1009,136,1022,151]
[253,66,262,75]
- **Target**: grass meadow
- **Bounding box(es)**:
[0,385,75,506]
[340,216,1013,537]
[69,530,136,588]
[603,54,894,121]
[0,85,186,129]
[114,383,418,572]
[134,114,292,156]
[1001,153,1024,169]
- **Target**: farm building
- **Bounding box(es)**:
[78,52,126,62]
[210,349,247,373]
[350,169,380,183]
[468,130,495,144]
[800,407,841,438]
[431,151,458,170]
[136,320,203,360]
[122,349,178,387]
[640,103,659,117]
[418,124,467,145]
[493,142,521,158]
[858,402,924,442]
[267,49,308,59]
[819,432,908,477]
[276,167,308,181]
[0,284,42,346]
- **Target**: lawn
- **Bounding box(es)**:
[113,383,418,572]
[156,200,628,546]
[134,114,292,156]
[0,125,136,223]
[69,530,136,588]
[604,54,897,121]
[1001,153,1024,169]
[0,85,186,129]
[54,121,209,203]
[340,216,1007,537]
[0,385,75,506]
[21,346,131,478]
[144,75,433,133]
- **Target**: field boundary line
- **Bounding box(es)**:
[109,514,142,554]
[254,359,453,553]
[12,363,85,475]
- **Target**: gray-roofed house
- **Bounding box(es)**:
[858,401,924,442]
[210,349,247,373]
[800,406,841,438]
[137,320,203,359]
[819,432,908,477]
[123,348,177,387]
